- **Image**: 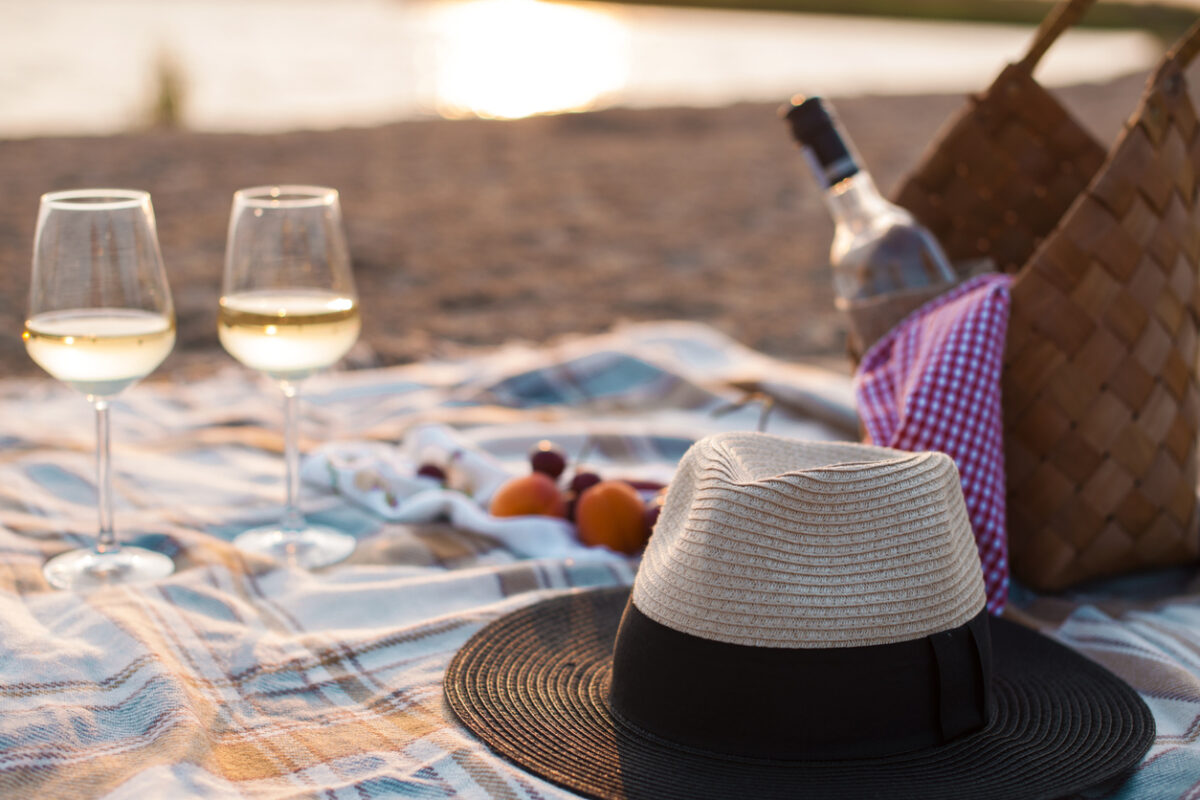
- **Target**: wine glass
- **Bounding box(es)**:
[24,189,177,590]
[219,185,361,568]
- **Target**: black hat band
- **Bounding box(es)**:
[608,600,993,761]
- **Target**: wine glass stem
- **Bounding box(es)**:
[280,381,305,533]
[92,398,118,555]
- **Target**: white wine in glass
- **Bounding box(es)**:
[24,189,176,590]
[219,186,361,568]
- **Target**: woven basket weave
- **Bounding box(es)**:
[892,0,1200,591]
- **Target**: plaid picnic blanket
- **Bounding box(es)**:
[0,321,1197,799]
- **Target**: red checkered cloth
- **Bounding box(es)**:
[855,273,1013,614]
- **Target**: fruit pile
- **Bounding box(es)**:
[485,440,666,555]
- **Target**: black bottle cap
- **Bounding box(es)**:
[783,95,859,186]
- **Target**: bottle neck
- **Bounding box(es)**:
[823,172,898,231]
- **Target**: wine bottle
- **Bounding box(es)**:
[784,95,956,353]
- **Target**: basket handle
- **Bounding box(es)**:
[1164,17,1200,69]
[1142,15,1200,96]
[1017,0,1097,72]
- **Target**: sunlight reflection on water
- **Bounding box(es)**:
[0,0,1160,137]
[430,0,628,119]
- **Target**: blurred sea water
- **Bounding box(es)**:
[0,0,1162,137]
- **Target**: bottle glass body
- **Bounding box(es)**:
[824,172,955,309]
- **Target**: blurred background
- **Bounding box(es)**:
[1,0,1183,135]
[2,0,1198,377]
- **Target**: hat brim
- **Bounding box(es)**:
[445,587,1154,800]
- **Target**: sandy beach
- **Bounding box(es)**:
[0,71,1150,381]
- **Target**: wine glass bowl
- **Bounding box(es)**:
[218,290,360,381]
[24,189,176,590]
[24,308,175,398]
[219,185,360,568]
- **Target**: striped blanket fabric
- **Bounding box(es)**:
[0,322,1196,799]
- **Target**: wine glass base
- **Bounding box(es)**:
[43,546,175,591]
[233,524,356,569]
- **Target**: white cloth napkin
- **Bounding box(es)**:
[301,423,617,561]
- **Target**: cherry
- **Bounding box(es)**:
[569,471,602,494]
[643,504,662,531]
[530,440,567,480]
[416,463,447,484]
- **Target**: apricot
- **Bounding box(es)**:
[575,480,651,554]
[489,472,567,518]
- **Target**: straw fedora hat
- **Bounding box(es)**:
[445,433,1153,799]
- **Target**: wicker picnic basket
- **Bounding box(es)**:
[889,0,1200,591]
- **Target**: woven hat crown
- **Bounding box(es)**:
[633,433,986,648]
